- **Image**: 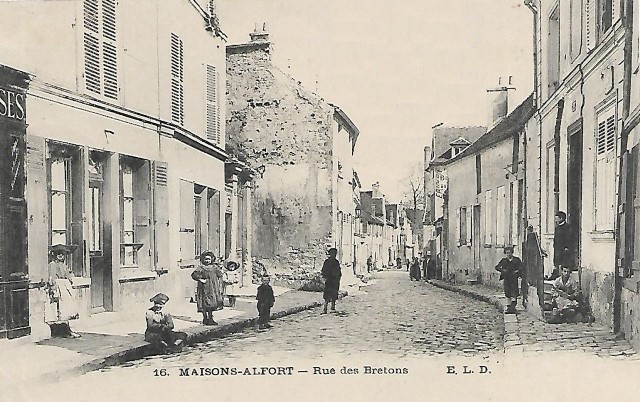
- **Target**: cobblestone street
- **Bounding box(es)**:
[128,270,504,364]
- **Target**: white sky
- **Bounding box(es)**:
[218,0,533,202]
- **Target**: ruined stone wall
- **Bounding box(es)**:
[227,45,335,275]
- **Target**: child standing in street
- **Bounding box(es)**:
[256,276,275,329]
[495,245,522,314]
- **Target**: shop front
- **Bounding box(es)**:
[0,65,30,339]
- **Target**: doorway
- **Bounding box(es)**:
[567,124,583,268]
[88,151,110,312]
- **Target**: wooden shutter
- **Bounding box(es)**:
[179,179,195,261]
[586,0,596,50]
[153,161,170,271]
[456,208,461,246]
[466,207,472,246]
[26,136,48,281]
[83,0,100,94]
[170,33,184,126]
[102,0,117,99]
[206,65,220,144]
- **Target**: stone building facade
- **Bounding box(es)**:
[226,27,359,275]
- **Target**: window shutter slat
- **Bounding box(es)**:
[206,65,220,144]
[83,0,99,34]
[103,42,118,99]
[171,33,184,126]
[102,0,116,41]
[84,33,101,94]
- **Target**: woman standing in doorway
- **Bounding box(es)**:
[191,251,224,325]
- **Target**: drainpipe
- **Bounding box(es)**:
[524,0,543,235]
[613,0,634,334]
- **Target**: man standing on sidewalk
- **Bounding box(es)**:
[551,211,573,280]
[321,248,342,314]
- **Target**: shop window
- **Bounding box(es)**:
[119,156,150,268]
[47,143,83,276]
[88,151,105,254]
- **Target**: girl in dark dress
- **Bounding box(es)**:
[191,251,224,325]
[495,246,522,314]
[321,248,342,314]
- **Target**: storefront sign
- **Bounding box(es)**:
[0,88,26,121]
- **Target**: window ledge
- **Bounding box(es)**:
[179,259,198,269]
[589,230,614,242]
[71,277,91,289]
[483,244,492,248]
[119,270,157,283]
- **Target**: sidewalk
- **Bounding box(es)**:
[428,279,639,359]
[0,287,326,392]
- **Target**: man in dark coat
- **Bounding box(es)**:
[551,211,573,280]
[321,248,342,314]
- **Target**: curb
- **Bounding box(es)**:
[427,280,504,311]
[39,299,326,384]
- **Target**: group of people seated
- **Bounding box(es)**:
[547,266,591,324]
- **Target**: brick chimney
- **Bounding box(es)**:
[250,22,270,43]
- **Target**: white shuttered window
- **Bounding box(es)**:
[595,106,616,230]
[206,65,221,144]
[171,33,185,126]
[83,0,118,99]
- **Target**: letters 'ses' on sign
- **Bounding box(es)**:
[0,88,26,121]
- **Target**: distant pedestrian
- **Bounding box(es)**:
[191,251,224,325]
[145,293,187,354]
[427,255,436,280]
[223,258,241,308]
[495,246,522,314]
[46,244,80,338]
[409,257,421,281]
[367,255,373,273]
[550,211,573,280]
[421,254,429,280]
[321,248,342,314]
[256,275,275,329]
[396,256,402,270]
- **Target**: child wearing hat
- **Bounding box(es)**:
[46,244,80,338]
[495,245,522,314]
[223,259,240,308]
[256,275,275,329]
[145,293,186,353]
